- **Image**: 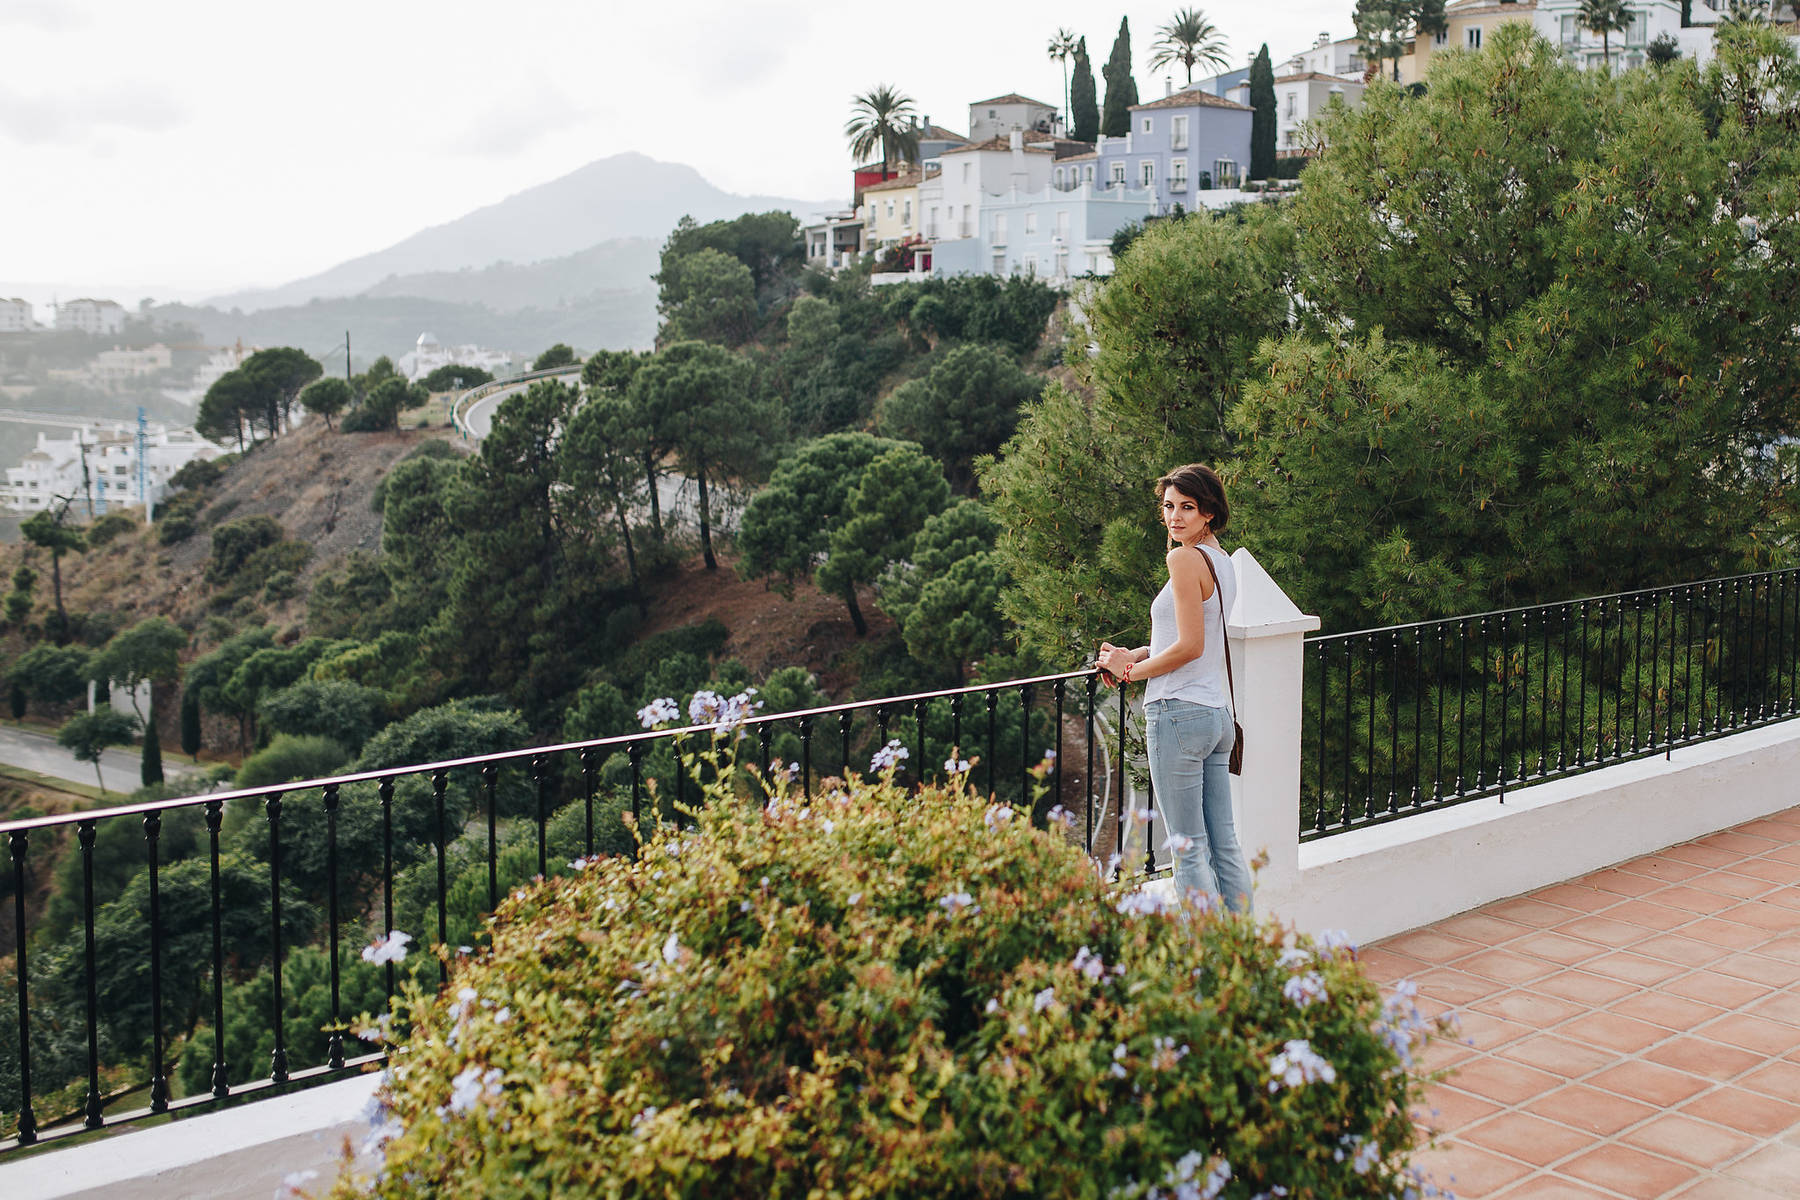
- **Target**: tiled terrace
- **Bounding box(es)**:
[1364,805,1800,1199]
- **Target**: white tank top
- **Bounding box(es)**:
[1144,544,1236,710]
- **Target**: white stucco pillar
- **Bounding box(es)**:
[1226,548,1320,918]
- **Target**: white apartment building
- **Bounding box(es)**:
[1284,31,1368,78]
[1532,0,1726,69]
[1272,73,1367,153]
[90,343,174,390]
[0,299,37,334]
[163,344,250,407]
[55,298,127,336]
[921,132,1056,243]
[396,332,517,384]
[967,93,1062,143]
[0,423,225,515]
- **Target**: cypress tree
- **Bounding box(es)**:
[1249,45,1277,180]
[1071,37,1100,142]
[180,688,202,759]
[1100,18,1139,138]
[141,723,164,787]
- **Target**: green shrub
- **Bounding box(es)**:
[337,756,1442,1199]
[84,512,138,548]
[155,489,206,545]
[236,733,350,789]
[207,514,284,584]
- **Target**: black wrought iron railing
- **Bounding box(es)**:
[1301,568,1800,840]
[2,668,1154,1154]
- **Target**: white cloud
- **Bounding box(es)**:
[0,81,185,146]
[1,1,88,32]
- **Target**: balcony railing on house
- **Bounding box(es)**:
[8,566,1799,1155]
[3,669,1143,1156]
[1301,568,1800,840]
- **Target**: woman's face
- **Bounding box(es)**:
[1161,486,1206,542]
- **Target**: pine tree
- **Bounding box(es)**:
[141,724,164,787]
[1071,37,1100,142]
[1249,44,1277,180]
[1100,18,1139,138]
[180,688,202,759]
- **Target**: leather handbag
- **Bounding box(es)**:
[1198,547,1245,776]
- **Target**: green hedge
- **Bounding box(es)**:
[334,744,1444,1198]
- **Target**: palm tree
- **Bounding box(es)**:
[1051,27,1072,124]
[1578,0,1633,68]
[845,86,919,180]
[1147,7,1232,85]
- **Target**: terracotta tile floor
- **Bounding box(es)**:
[1364,806,1800,1198]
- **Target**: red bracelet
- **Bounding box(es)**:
[1122,659,1133,684]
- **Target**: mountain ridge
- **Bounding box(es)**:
[207,153,839,312]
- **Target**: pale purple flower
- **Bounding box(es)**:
[1277,947,1312,971]
[1267,1039,1337,1091]
[1316,929,1358,956]
[1162,831,1196,854]
[1046,805,1076,827]
[360,929,412,966]
[1116,888,1171,917]
[687,690,725,725]
[637,697,679,728]
[662,932,681,963]
[1283,971,1329,1009]
[445,1065,503,1115]
[944,756,972,775]
[870,739,910,773]
[1072,945,1107,981]
[275,1169,318,1198]
[937,891,978,917]
[630,1105,658,1136]
[1032,986,1057,1014]
[985,804,1014,829]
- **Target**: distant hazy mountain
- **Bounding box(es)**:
[208,153,837,312]
[358,237,662,313]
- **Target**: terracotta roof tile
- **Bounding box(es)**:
[941,135,1056,155]
[1273,71,1363,84]
[971,92,1055,108]
[1131,89,1252,112]
[862,169,923,193]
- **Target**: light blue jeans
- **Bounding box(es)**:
[1144,698,1252,913]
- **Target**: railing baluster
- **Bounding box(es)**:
[629,744,644,852]
[1477,616,1490,791]
[380,778,395,1001]
[1053,679,1066,822]
[839,711,852,780]
[80,820,105,1123]
[1114,681,1126,881]
[1411,628,1422,806]
[1386,630,1399,813]
[952,694,964,776]
[483,763,499,911]
[1650,594,1662,752]
[204,803,227,1100]
[145,812,168,1111]
[581,748,596,857]
[1020,684,1034,815]
[1433,628,1445,804]
[432,770,448,984]
[1084,674,1097,852]
[9,829,36,1145]
[266,793,288,1083]
[799,716,813,800]
[533,755,548,878]
[1559,603,1572,771]
[986,693,998,799]
[1365,634,1377,820]
[324,783,344,1070]
[1631,594,1644,754]
[914,699,927,790]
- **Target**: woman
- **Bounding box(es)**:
[1096,464,1251,913]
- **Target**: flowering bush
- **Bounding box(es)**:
[330,754,1445,1199]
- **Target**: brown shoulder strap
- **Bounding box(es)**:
[1197,546,1236,710]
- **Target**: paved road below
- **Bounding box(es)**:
[0,723,204,797]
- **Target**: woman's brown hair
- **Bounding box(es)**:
[1154,463,1229,533]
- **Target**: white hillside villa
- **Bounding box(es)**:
[397,332,517,384]
[0,422,225,516]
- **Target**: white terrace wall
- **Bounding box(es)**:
[1150,550,1800,946]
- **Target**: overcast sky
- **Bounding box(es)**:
[2,0,1349,302]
